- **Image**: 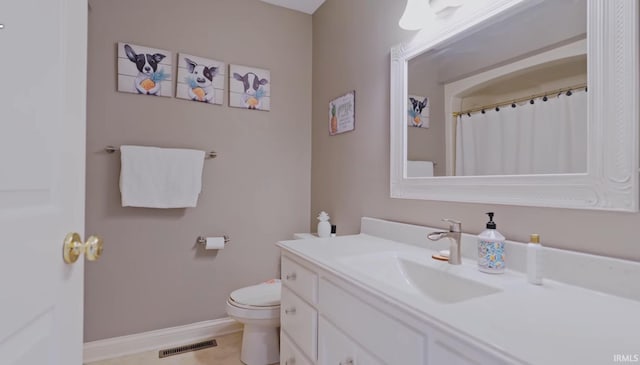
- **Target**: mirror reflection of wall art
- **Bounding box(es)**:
[229,65,270,111]
[329,91,356,136]
[176,54,225,105]
[408,95,430,128]
[117,42,172,97]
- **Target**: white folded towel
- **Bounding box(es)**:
[407,160,434,177]
[119,145,205,208]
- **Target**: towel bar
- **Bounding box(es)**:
[105,145,217,159]
[197,236,231,246]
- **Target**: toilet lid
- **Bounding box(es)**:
[230,280,281,307]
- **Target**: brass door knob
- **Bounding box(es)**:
[63,232,104,264]
[85,235,104,261]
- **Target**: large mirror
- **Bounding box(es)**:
[390,0,638,211]
[407,0,586,177]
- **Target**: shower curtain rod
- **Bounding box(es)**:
[452,82,587,118]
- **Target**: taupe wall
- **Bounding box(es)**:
[311,0,640,262]
[407,61,445,175]
[85,0,311,341]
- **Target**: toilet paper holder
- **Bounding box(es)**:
[197,235,231,246]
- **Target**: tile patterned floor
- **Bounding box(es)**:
[86,332,245,365]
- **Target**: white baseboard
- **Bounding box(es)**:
[83,317,242,363]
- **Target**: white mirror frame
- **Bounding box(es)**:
[390,0,639,211]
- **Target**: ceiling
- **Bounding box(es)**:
[260,0,326,14]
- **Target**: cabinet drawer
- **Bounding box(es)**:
[281,331,314,365]
[319,279,425,364]
[318,317,383,365]
[281,286,318,360]
[282,256,318,304]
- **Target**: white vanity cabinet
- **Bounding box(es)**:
[281,256,318,363]
[281,220,640,364]
[280,253,512,365]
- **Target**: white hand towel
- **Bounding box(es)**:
[119,145,205,208]
[407,160,434,177]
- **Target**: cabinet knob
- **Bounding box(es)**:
[285,307,296,315]
[286,272,297,280]
[339,359,354,365]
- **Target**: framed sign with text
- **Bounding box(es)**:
[329,91,355,135]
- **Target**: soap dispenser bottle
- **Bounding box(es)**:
[477,212,506,274]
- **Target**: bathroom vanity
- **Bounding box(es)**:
[277,218,640,365]
[277,0,640,362]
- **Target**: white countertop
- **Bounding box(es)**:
[278,233,640,365]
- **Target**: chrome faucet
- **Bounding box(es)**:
[427,219,462,265]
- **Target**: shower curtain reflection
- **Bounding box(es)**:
[455,89,587,176]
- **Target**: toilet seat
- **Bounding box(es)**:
[228,298,279,310]
[226,280,281,320]
[230,280,281,307]
[226,298,280,320]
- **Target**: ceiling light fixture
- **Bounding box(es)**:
[399,0,463,30]
[398,0,430,30]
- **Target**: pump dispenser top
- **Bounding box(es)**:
[486,212,496,229]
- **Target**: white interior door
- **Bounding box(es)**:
[0,0,88,364]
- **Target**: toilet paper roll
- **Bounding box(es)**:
[205,237,225,250]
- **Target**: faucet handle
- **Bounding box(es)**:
[442,218,462,232]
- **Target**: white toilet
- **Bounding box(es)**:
[226,279,281,365]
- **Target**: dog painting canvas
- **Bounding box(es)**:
[176,53,225,105]
[117,42,172,97]
[408,95,429,128]
[229,64,270,111]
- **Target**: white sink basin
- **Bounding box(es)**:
[339,252,501,304]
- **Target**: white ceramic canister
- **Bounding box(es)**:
[317,211,331,238]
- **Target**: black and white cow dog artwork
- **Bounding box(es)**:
[118,43,172,97]
[229,65,271,111]
[176,53,224,105]
[233,72,268,110]
[124,44,166,95]
[408,96,429,128]
[185,58,218,103]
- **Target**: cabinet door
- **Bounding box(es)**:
[319,279,424,364]
[281,286,318,360]
[282,256,318,304]
[281,331,314,365]
[318,317,383,365]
